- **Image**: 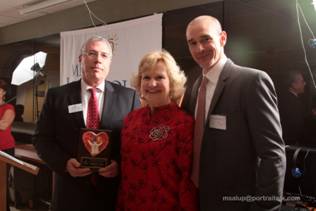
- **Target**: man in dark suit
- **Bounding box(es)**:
[278,71,306,146]
[34,36,140,211]
[183,15,286,211]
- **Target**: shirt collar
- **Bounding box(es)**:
[81,79,105,93]
[204,56,227,84]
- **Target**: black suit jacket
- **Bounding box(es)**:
[183,59,286,211]
[34,80,140,211]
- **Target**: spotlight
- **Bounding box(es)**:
[11,51,47,86]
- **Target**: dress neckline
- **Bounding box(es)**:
[146,103,177,113]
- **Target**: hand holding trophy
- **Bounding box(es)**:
[78,128,112,168]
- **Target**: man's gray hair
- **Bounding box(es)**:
[80,35,113,56]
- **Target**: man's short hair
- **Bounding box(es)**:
[80,35,113,57]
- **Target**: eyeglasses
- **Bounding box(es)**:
[84,50,111,60]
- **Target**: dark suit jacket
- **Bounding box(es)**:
[183,59,286,211]
[34,80,140,211]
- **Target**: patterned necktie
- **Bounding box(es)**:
[191,76,208,187]
[87,88,100,129]
[86,88,100,187]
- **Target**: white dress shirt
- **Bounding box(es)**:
[196,56,227,121]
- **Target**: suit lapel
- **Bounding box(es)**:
[68,81,85,128]
[100,81,115,129]
[206,59,233,119]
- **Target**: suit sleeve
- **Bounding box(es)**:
[131,91,141,110]
[246,71,286,211]
[33,89,71,175]
[111,90,140,163]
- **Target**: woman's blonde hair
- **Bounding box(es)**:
[131,50,187,103]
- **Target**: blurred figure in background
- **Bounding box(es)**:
[0,79,15,154]
[301,95,316,147]
[0,79,16,211]
[279,70,306,145]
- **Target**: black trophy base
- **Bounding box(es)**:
[80,157,110,168]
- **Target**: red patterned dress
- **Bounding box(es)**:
[117,103,197,211]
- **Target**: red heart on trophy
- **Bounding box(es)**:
[82,131,109,157]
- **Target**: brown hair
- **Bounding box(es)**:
[0,79,8,92]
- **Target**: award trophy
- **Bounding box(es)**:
[78,128,112,168]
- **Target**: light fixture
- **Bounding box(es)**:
[19,0,71,15]
[309,38,316,48]
[313,0,316,11]
[11,51,47,86]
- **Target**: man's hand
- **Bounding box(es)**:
[66,158,92,177]
[98,160,118,178]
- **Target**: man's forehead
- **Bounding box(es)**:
[187,18,221,33]
[186,26,219,41]
[87,40,111,49]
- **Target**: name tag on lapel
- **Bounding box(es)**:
[209,115,226,130]
[68,103,83,113]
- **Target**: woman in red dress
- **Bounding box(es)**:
[0,79,15,211]
[0,79,15,154]
[117,50,197,211]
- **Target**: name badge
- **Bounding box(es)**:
[68,103,83,113]
[209,115,226,130]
